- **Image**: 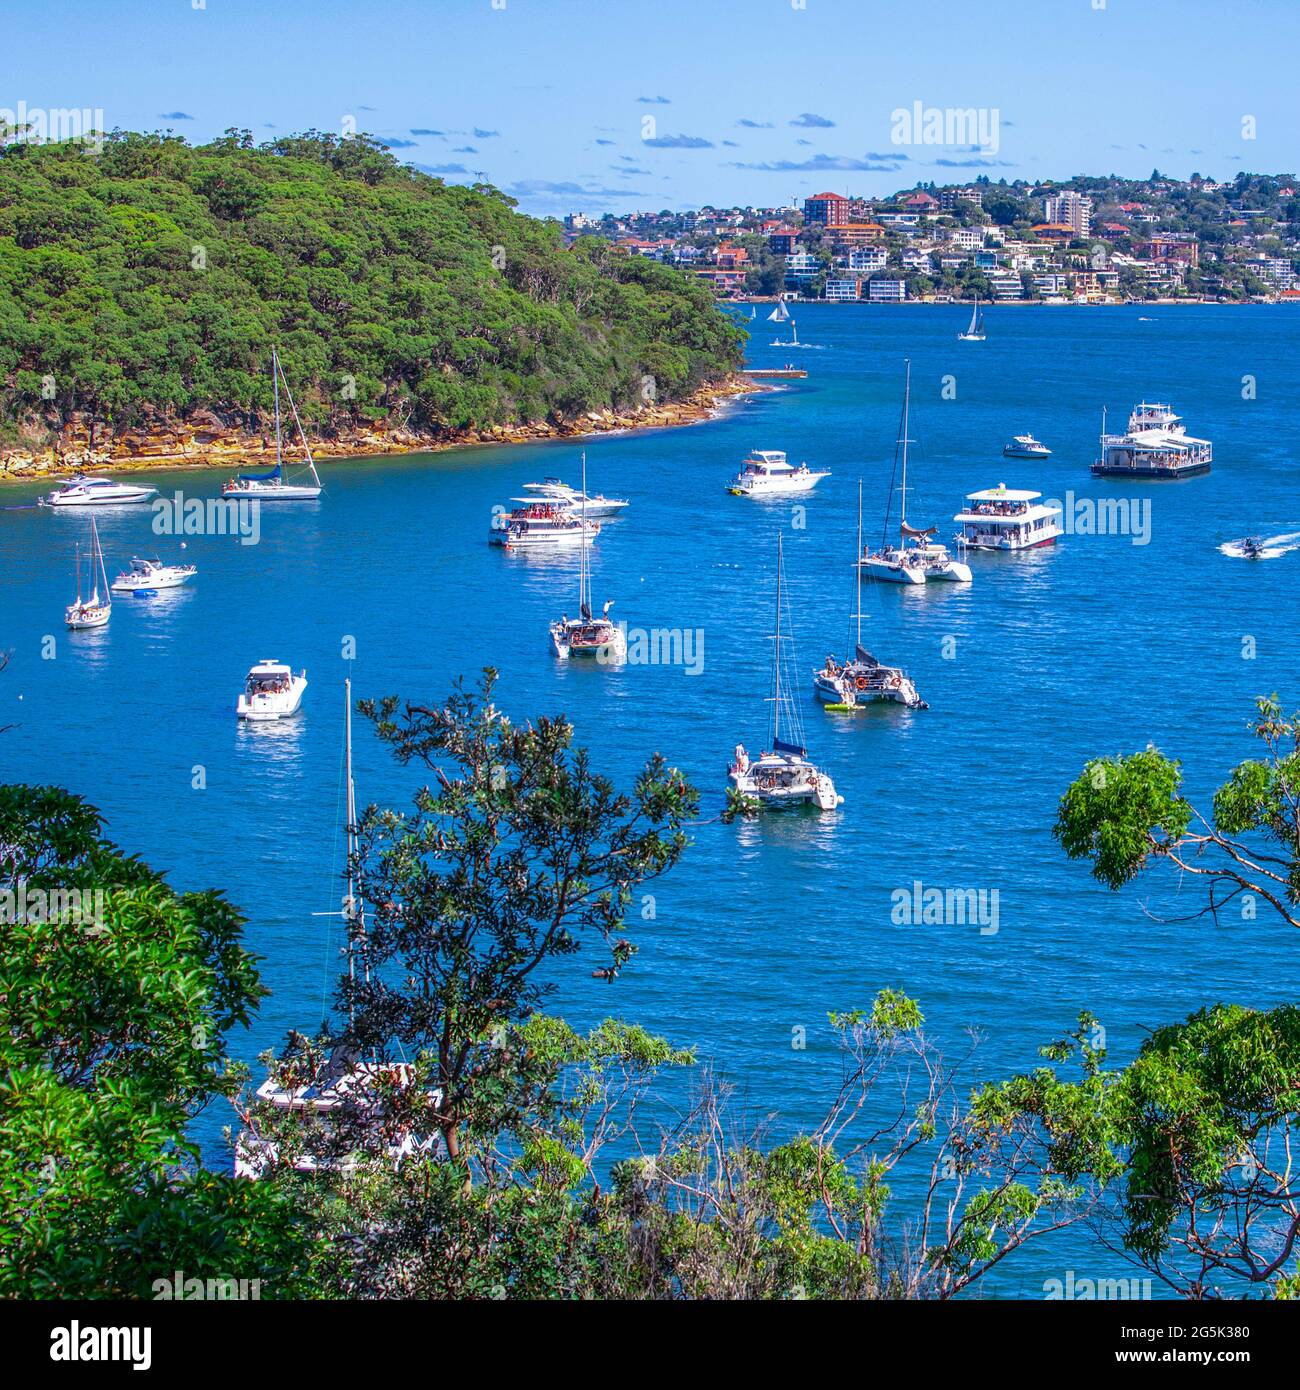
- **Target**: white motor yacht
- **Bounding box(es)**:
[522,470,628,518]
[728,534,842,812]
[1002,433,1051,459]
[860,362,972,585]
[727,449,829,498]
[64,518,112,630]
[223,347,323,500]
[42,475,156,507]
[954,485,1063,552]
[111,557,198,593]
[236,659,307,720]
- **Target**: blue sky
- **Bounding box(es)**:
[4,0,1298,217]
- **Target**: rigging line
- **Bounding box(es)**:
[320,699,349,1030]
[881,374,908,551]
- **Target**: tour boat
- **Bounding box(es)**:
[42,475,156,507]
[236,659,307,721]
[64,518,112,630]
[522,470,628,518]
[957,297,986,341]
[813,482,926,711]
[235,681,442,1180]
[1092,402,1212,479]
[860,362,972,585]
[222,348,323,500]
[1003,433,1051,459]
[953,484,1063,551]
[490,500,598,550]
[729,534,842,812]
[110,557,197,593]
[550,456,626,662]
[726,449,829,498]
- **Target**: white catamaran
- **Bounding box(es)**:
[729,533,842,812]
[957,297,986,341]
[814,482,927,710]
[859,362,972,586]
[223,347,323,501]
[550,455,627,662]
[64,517,112,629]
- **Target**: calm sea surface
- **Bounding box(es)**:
[3,304,1297,1295]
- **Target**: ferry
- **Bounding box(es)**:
[489,501,598,550]
[1092,402,1212,479]
[1002,434,1051,459]
[726,449,829,498]
[953,485,1063,551]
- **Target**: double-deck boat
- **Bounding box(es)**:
[726,449,829,498]
[42,475,156,507]
[953,485,1063,551]
[522,471,628,518]
[490,500,598,550]
[1092,402,1212,479]
[729,534,842,812]
[110,556,198,593]
[64,518,112,629]
[222,348,323,500]
[860,362,972,585]
[813,482,926,710]
[1002,433,1051,459]
[236,659,307,721]
[550,457,626,662]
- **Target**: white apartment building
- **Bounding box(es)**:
[824,278,860,301]
[847,246,887,273]
[868,278,907,302]
[946,227,981,251]
[1042,191,1092,237]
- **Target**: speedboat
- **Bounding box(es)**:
[222,348,323,500]
[1241,536,1265,560]
[490,501,598,550]
[953,485,1063,551]
[861,362,971,585]
[726,449,829,497]
[111,557,198,592]
[728,533,841,812]
[1003,434,1051,459]
[550,456,627,662]
[42,475,156,507]
[522,473,628,518]
[65,518,112,629]
[236,660,307,720]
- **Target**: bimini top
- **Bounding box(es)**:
[743,450,792,470]
[248,659,291,676]
[964,485,1043,503]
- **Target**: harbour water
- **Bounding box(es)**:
[2,303,1297,1295]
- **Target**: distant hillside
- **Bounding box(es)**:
[0,130,744,451]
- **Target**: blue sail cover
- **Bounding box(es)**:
[238,463,282,482]
[773,737,806,758]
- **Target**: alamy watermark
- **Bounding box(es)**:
[0,101,104,153]
[891,880,999,936]
[891,101,1000,156]
[0,880,105,930]
[152,1269,263,1301]
[1043,1269,1152,1300]
[152,492,261,546]
[1046,492,1151,546]
[600,623,705,675]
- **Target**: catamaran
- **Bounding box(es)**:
[42,476,156,507]
[222,347,323,500]
[727,449,829,498]
[957,297,986,341]
[64,518,112,629]
[860,362,972,585]
[110,556,197,593]
[729,533,842,812]
[550,456,627,662]
[814,482,926,711]
[236,659,307,721]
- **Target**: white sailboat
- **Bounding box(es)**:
[814,482,926,710]
[729,533,842,812]
[222,347,323,501]
[65,517,112,629]
[860,361,972,586]
[767,300,791,322]
[550,454,626,662]
[957,296,986,341]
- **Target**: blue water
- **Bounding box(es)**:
[2,303,1296,1296]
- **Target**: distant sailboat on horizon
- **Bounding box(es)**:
[767,300,791,322]
[958,296,986,341]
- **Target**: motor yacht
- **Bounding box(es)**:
[42,475,156,507]
[110,557,198,592]
[1002,434,1051,459]
[236,659,307,720]
[522,471,628,518]
[726,449,829,498]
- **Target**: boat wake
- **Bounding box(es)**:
[1220,531,1300,560]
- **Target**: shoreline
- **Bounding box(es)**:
[0,373,766,485]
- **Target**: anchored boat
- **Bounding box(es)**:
[43,475,156,507]
[550,455,626,662]
[727,449,829,498]
[222,347,323,500]
[236,659,307,721]
[1092,402,1212,479]
[953,485,1063,551]
[64,518,112,630]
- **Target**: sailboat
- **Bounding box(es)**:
[749,306,756,320]
[234,680,442,1181]
[767,300,791,322]
[64,517,112,629]
[860,361,972,585]
[550,453,626,662]
[222,347,323,501]
[728,533,842,812]
[813,482,927,710]
[957,296,986,341]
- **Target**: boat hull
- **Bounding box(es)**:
[46,489,154,507]
[223,484,322,500]
[859,558,925,585]
[237,676,308,721]
[1090,462,1211,479]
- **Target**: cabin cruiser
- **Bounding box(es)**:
[727,449,829,497]
[1093,402,1212,479]
[953,485,1063,551]
[236,659,307,720]
[1003,434,1051,459]
[522,475,628,518]
[110,557,198,592]
[222,347,323,500]
[490,501,598,550]
[42,475,156,507]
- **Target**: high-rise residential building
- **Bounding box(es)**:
[1042,191,1092,237]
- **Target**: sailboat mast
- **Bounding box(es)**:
[272,346,283,469]
[772,532,783,747]
[579,451,589,612]
[899,360,911,542]
[855,479,863,648]
[343,677,367,1021]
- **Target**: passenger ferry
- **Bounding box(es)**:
[1092,402,1212,479]
[726,449,829,497]
[489,501,598,550]
[953,485,1063,551]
